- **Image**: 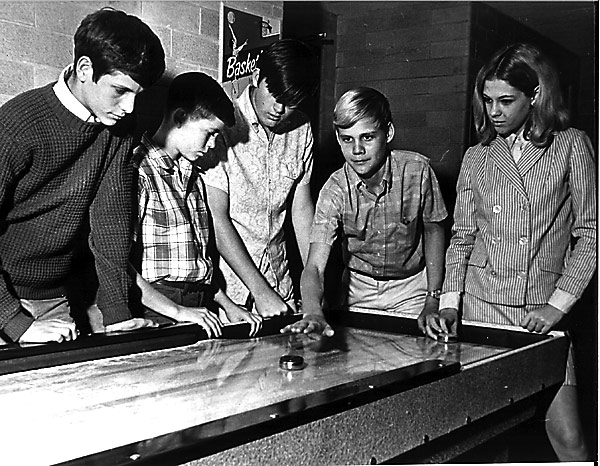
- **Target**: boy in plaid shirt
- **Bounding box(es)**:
[132,73,262,337]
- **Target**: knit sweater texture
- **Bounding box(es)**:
[0,83,136,341]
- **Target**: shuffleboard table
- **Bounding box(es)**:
[0,310,568,465]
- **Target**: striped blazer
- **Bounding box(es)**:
[443,128,596,306]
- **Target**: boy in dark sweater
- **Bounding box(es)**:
[0,8,165,344]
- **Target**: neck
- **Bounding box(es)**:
[152,123,180,161]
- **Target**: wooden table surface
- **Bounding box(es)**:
[0,326,507,465]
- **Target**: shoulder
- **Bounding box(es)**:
[0,86,52,129]
[389,149,434,174]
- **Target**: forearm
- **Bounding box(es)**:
[299,265,326,317]
[213,215,273,296]
[423,222,445,290]
[134,270,180,319]
[291,184,315,265]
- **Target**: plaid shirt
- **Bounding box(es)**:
[134,135,212,284]
[311,150,447,279]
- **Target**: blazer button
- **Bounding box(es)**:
[492,205,502,214]
[490,271,497,276]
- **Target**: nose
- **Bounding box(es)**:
[206,134,217,150]
[352,140,364,155]
[273,101,285,115]
[489,101,501,117]
[121,94,136,115]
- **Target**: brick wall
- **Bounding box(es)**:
[333,1,472,210]
[0,1,283,129]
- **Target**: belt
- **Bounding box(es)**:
[155,280,212,293]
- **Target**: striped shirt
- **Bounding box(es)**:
[134,135,212,284]
[441,128,596,314]
[311,150,447,279]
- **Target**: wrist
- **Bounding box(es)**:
[425,289,442,300]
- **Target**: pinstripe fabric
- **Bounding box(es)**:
[135,135,212,284]
[443,128,596,311]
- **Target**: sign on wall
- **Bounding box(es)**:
[219,6,279,97]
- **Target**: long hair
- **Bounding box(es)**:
[472,43,569,147]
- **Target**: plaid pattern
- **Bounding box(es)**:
[443,128,597,307]
[203,85,313,304]
[135,135,212,284]
[0,84,136,340]
[311,150,447,278]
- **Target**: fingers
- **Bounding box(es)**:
[19,319,78,344]
[199,313,222,338]
[247,314,263,337]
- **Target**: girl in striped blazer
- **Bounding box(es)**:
[433,44,595,461]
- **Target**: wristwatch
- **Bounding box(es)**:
[426,289,442,300]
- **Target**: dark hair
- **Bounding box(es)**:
[333,87,393,131]
[473,43,569,147]
[166,72,235,127]
[74,8,165,89]
[256,39,318,108]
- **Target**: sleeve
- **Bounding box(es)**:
[421,162,448,223]
[88,136,135,326]
[296,126,314,187]
[554,130,597,299]
[0,122,35,341]
[309,176,343,246]
[442,146,479,294]
[202,135,230,194]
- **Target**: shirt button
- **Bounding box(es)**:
[490,271,497,276]
[492,205,502,214]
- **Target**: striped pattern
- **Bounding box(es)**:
[311,150,447,278]
[202,86,314,304]
[443,128,597,308]
[135,135,212,284]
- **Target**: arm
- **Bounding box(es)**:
[89,137,135,327]
[205,185,289,317]
[291,183,315,265]
[520,130,597,334]
[417,221,447,337]
[281,242,334,336]
[213,289,262,337]
[132,270,223,338]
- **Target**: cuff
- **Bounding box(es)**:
[440,291,460,310]
[0,308,35,343]
[548,288,578,314]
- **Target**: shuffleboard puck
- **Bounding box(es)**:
[279,354,304,371]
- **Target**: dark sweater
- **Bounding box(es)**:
[0,83,136,341]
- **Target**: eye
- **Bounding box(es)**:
[340,136,352,143]
[500,99,514,106]
[483,96,492,104]
[362,134,374,142]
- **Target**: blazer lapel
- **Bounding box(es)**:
[489,138,528,198]
[517,142,548,177]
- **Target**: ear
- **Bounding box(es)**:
[173,108,187,127]
[386,122,395,143]
[74,56,94,83]
[531,85,540,105]
[251,68,260,87]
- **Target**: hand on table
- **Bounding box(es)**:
[104,318,158,333]
[520,304,564,334]
[223,305,263,337]
[253,288,290,318]
[418,307,458,340]
[19,319,78,343]
[281,313,334,337]
[173,306,223,338]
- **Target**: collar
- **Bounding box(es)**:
[53,65,100,124]
[346,153,392,192]
[239,85,261,134]
[141,133,177,172]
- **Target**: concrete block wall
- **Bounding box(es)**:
[0,1,283,128]
[334,1,472,196]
